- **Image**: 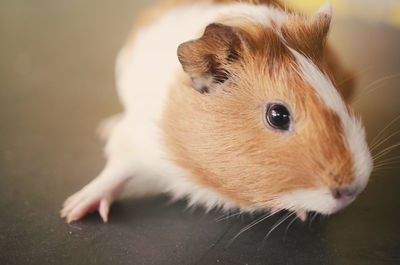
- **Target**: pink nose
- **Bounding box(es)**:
[331,187,358,200]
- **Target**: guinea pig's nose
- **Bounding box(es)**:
[331,187,357,200]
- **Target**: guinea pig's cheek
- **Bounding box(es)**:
[275,188,350,215]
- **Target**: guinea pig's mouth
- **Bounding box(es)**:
[275,187,359,218]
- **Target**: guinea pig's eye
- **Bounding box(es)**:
[265,103,291,131]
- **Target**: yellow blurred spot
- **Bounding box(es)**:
[388,4,400,27]
[285,0,400,29]
[284,0,346,14]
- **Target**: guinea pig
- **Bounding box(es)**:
[61,0,373,223]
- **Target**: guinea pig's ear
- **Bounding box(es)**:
[177,23,243,94]
[313,1,333,39]
[282,2,332,61]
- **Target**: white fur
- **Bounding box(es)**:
[276,188,355,215]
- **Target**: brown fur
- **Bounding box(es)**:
[161,5,355,208]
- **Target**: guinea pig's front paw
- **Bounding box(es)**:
[60,187,113,223]
[60,175,129,224]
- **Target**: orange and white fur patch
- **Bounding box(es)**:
[61,0,372,223]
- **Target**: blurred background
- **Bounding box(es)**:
[288,0,400,27]
[0,0,399,264]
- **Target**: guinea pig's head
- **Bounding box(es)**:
[165,2,372,217]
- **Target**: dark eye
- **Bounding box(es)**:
[266,103,291,131]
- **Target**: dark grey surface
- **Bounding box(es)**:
[1,1,400,264]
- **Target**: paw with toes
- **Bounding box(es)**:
[60,189,113,223]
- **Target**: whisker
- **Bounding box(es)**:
[227,210,278,246]
[308,212,319,227]
[215,211,242,222]
[370,114,400,149]
[374,158,400,167]
[371,170,386,177]
[263,211,296,241]
[353,73,400,104]
[363,73,400,91]
[339,67,374,102]
[373,155,400,171]
[373,156,400,167]
[339,68,372,87]
[371,129,400,152]
[376,155,400,163]
[374,166,400,171]
[372,166,400,174]
[373,142,400,162]
[284,214,298,238]
[374,163,400,171]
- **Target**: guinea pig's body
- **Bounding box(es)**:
[61,0,373,223]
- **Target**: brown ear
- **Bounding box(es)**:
[311,1,333,45]
[282,2,332,61]
[177,23,243,93]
